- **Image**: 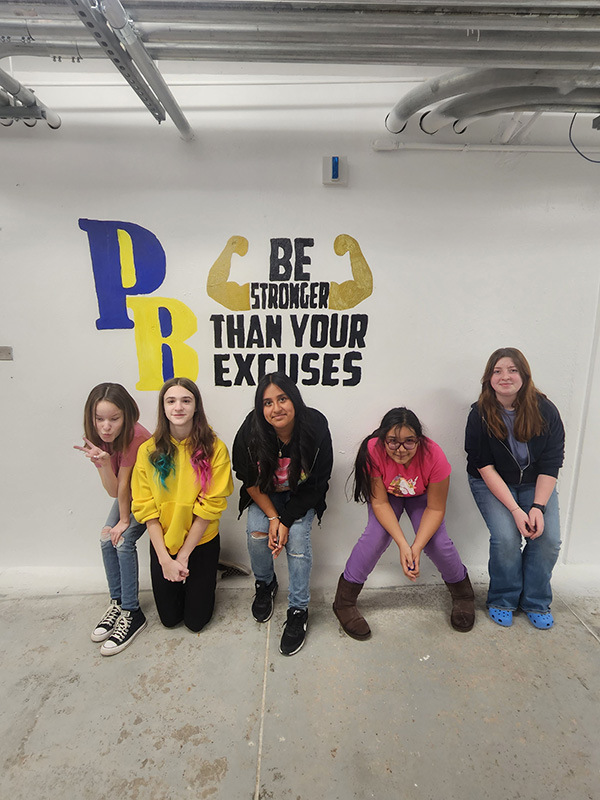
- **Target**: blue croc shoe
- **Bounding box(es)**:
[525,611,554,629]
[488,607,513,627]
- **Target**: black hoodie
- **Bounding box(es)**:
[232,408,333,528]
[465,396,564,485]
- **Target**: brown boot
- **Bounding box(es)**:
[333,574,371,640]
[444,573,475,632]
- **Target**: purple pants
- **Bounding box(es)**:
[343,493,466,585]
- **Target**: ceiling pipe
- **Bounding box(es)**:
[99,0,193,141]
[4,38,600,71]
[0,88,12,125]
[420,87,600,134]
[0,65,61,128]
[385,68,600,134]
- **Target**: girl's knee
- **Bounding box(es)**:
[159,613,184,628]
[250,531,268,540]
[100,528,113,548]
[185,605,214,632]
[185,617,211,633]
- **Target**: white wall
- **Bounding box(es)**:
[1,63,599,591]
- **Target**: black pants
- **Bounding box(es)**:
[150,534,220,632]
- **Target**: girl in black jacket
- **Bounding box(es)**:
[233,372,333,656]
[465,348,565,629]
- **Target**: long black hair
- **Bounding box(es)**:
[251,372,315,493]
[352,407,427,503]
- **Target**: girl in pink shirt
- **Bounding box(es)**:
[333,407,474,639]
[75,383,150,656]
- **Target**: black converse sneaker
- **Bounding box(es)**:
[100,608,147,656]
[91,599,121,642]
[251,577,278,622]
[279,607,308,656]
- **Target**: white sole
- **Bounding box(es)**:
[100,620,148,656]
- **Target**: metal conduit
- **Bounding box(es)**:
[4,0,600,134]
[420,86,600,134]
[386,68,600,133]
[0,65,61,127]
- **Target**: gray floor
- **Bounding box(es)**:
[1,579,599,800]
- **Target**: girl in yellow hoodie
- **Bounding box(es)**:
[132,378,233,632]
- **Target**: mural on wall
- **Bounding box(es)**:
[79,219,373,390]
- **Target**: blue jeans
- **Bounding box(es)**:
[100,500,146,611]
[246,492,315,610]
[468,476,561,613]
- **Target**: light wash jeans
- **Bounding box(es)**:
[100,499,146,611]
[246,491,315,610]
[468,476,561,613]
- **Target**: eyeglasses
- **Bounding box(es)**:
[385,437,419,451]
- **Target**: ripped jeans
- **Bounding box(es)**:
[246,491,315,610]
[100,499,145,611]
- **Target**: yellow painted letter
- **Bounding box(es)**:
[126,297,199,390]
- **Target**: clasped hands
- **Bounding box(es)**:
[512,506,544,540]
[161,554,190,582]
[399,542,421,582]
[268,518,289,559]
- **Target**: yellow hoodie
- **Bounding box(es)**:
[132,435,233,555]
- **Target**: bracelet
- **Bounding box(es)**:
[510,507,519,514]
[267,515,280,521]
[531,502,546,515]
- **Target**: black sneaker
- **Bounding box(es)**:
[91,599,121,642]
[279,607,308,656]
[252,577,278,622]
[100,608,147,656]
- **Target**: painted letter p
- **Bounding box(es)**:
[79,218,167,329]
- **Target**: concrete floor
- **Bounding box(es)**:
[1,577,599,800]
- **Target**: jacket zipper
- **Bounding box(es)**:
[239,444,321,512]
[483,416,531,485]
[496,437,530,485]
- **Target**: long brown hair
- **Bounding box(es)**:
[83,383,139,455]
[477,348,546,441]
[150,378,215,489]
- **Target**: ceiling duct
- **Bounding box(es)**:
[2,2,600,136]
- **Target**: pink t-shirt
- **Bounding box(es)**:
[366,436,451,498]
[101,422,151,476]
